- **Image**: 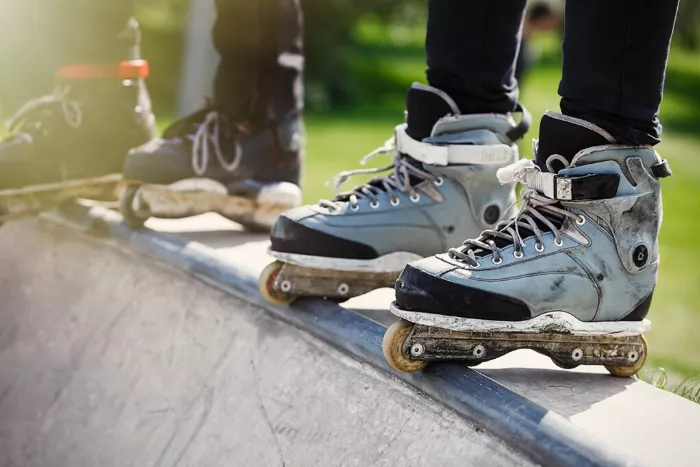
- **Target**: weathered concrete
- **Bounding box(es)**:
[0,219,531,467]
[149,212,700,467]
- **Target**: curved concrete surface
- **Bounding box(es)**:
[0,219,531,467]
[2,206,699,467]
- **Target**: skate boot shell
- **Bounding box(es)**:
[386,111,671,376]
[121,108,303,231]
[260,83,530,304]
[0,19,155,222]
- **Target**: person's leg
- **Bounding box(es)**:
[406,0,529,142]
[121,0,304,230]
[425,0,528,116]
[212,0,303,125]
[559,0,679,146]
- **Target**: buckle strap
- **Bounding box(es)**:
[531,172,620,201]
[395,124,516,166]
[651,159,672,178]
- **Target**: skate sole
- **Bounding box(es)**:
[0,174,121,222]
[268,249,423,273]
[390,303,651,336]
[122,178,301,230]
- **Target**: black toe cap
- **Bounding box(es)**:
[394,264,531,321]
[270,215,378,259]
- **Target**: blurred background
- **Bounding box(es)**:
[1,0,699,386]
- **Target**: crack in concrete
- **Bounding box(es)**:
[250,356,286,467]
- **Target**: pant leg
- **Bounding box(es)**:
[425,0,528,115]
[559,0,679,145]
[212,0,303,125]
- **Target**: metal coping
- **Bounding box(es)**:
[46,203,636,467]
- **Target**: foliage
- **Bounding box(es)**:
[676,1,700,50]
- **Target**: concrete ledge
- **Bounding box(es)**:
[39,202,661,467]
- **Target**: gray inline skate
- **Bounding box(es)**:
[384,111,672,377]
[259,83,530,304]
[120,109,303,231]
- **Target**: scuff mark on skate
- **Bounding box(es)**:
[549,275,565,292]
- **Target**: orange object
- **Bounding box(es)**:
[58,60,149,79]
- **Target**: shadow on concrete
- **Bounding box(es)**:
[480,365,634,418]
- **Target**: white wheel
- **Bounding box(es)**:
[382,320,428,373]
[605,335,647,377]
[258,261,296,306]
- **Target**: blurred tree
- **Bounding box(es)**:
[139,0,426,112]
[676,1,700,50]
[302,0,423,109]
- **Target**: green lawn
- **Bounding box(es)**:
[298,31,700,379]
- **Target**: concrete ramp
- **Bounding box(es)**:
[0,204,698,466]
[0,219,529,467]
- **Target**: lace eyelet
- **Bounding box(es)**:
[513,250,524,259]
[554,238,564,247]
[535,243,545,252]
[390,197,400,206]
[370,201,380,209]
[492,257,502,265]
[470,262,480,269]
[350,204,359,211]
[576,215,586,225]
[410,193,421,203]
[433,177,444,186]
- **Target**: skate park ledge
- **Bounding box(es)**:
[8,202,700,467]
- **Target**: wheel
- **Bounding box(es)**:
[552,359,579,370]
[382,319,428,373]
[258,261,296,306]
[605,335,648,378]
[120,185,147,229]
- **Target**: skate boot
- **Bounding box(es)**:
[259,83,531,305]
[0,21,155,223]
[385,111,672,377]
[120,104,303,230]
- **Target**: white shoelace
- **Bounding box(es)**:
[319,137,441,210]
[190,111,241,176]
[449,158,583,267]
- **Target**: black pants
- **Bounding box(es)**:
[0,0,303,125]
[426,0,679,145]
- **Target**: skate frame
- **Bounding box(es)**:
[403,324,646,369]
[274,261,399,300]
